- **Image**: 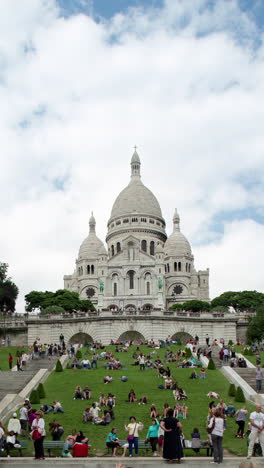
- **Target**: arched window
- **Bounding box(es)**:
[189,264,191,272]
[186,263,188,272]
[146,281,150,295]
[113,283,117,296]
[87,265,90,274]
[150,241,155,255]
[128,270,135,289]
[117,242,121,253]
[178,262,181,272]
[167,263,170,273]
[91,264,94,274]
[80,266,83,275]
[174,262,177,272]
[141,240,147,252]
[111,245,115,256]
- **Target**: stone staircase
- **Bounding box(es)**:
[234,367,257,392]
[0,356,58,402]
[210,345,224,369]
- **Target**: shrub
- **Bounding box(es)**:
[41,305,65,315]
[55,360,63,372]
[208,358,216,370]
[235,386,246,402]
[75,350,82,360]
[30,389,40,404]
[185,347,192,358]
[228,383,236,397]
[228,340,233,346]
[177,339,182,346]
[37,383,46,399]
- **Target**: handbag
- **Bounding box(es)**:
[207,417,215,434]
[127,423,137,441]
[31,430,42,440]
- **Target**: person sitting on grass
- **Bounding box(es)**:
[83,408,91,423]
[138,396,148,405]
[71,358,79,369]
[181,403,188,419]
[94,410,111,425]
[89,403,101,423]
[81,358,91,369]
[178,388,188,400]
[200,368,206,379]
[106,427,122,457]
[190,371,198,379]
[164,377,173,389]
[74,386,84,400]
[53,401,64,413]
[128,389,136,403]
[106,393,116,408]
[83,386,91,400]
[104,375,113,384]
[150,405,160,418]
[99,394,107,406]
[163,403,171,417]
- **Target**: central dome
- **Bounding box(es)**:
[110,150,163,221]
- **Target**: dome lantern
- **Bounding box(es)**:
[173,208,180,232]
[131,146,141,179]
[89,212,96,233]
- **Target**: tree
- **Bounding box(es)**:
[55,360,63,372]
[37,383,46,399]
[208,358,216,370]
[228,383,236,397]
[41,306,65,315]
[235,386,245,402]
[247,306,264,342]
[211,290,264,313]
[168,303,183,311]
[169,300,210,312]
[25,289,95,313]
[0,263,19,313]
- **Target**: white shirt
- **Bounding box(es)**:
[209,417,224,437]
[19,407,28,421]
[6,435,16,444]
[90,407,100,418]
[32,418,46,436]
[250,411,264,432]
[0,427,4,439]
[8,418,21,434]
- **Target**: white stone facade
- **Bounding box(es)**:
[64,151,209,310]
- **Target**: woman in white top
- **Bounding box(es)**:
[207,409,224,464]
[125,416,143,457]
[31,411,46,460]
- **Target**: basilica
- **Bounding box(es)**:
[64,150,209,311]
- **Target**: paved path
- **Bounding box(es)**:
[0,456,263,467]
[0,356,57,402]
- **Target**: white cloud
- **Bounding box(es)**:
[0,0,263,310]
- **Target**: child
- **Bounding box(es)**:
[200,368,206,379]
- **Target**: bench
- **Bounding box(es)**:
[3,440,28,457]
[184,440,212,456]
[107,439,150,455]
[43,440,64,457]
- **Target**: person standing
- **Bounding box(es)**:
[247,404,264,459]
[8,353,13,370]
[146,419,159,456]
[31,410,46,460]
[125,416,143,457]
[138,354,145,371]
[207,409,224,464]
[205,334,210,346]
[160,407,183,463]
[19,403,28,436]
[256,366,264,393]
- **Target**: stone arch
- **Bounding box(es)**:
[118,330,145,343]
[171,331,193,345]
[68,332,94,345]
[142,303,153,310]
[108,304,118,311]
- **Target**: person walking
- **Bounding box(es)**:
[256,366,264,393]
[31,410,46,460]
[247,404,264,459]
[125,416,143,457]
[207,409,225,464]
[235,407,247,438]
[160,407,183,463]
[146,419,159,456]
[138,354,145,371]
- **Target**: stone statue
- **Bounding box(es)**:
[99,279,104,293]
[158,277,163,290]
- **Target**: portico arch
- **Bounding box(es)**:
[118,330,145,343]
[69,332,94,345]
[171,331,193,345]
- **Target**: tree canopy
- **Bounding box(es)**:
[0,262,19,313]
[210,290,264,312]
[25,289,95,313]
[247,305,264,342]
[169,300,211,312]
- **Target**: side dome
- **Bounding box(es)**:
[78,213,105,259]
[164,209,192,257]
[109,149,163,220]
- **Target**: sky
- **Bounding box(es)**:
[0,0,264,312]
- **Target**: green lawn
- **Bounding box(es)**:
[235,345,264,366]
[34,344,254,457]
[0,345,28,370]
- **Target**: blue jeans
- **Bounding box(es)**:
[211,434,223,463]
[256,380,262,392]
[54,407,64,413]
[129,437,138,456]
